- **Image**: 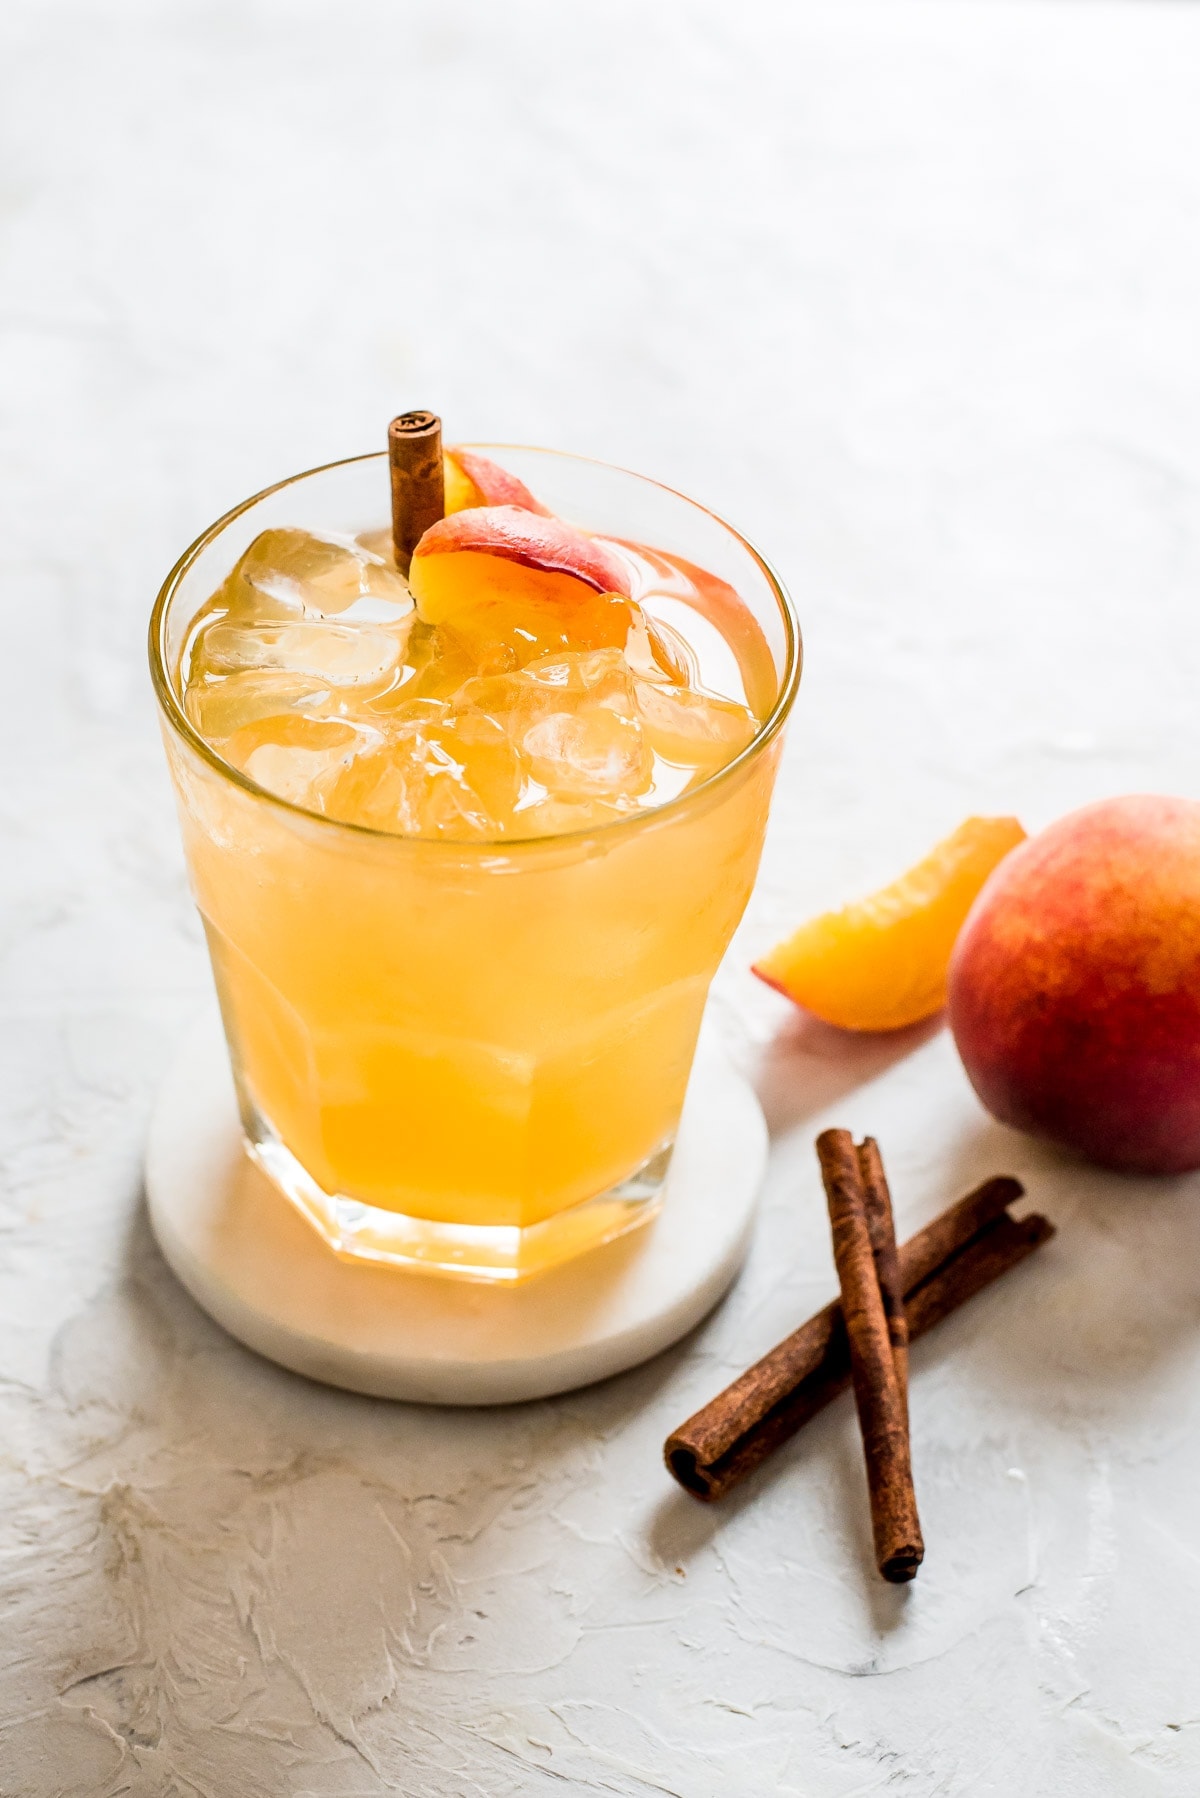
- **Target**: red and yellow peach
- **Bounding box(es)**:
[948,795,1200,1173]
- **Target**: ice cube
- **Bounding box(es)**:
[228,715,378,811]
[370,621,476,709]
[200,619,404,688]
[323,744,430,834]
[520,707,651,801]
[634,679,756,773]
[454,648,650,803]
[437,708,524,825]
[323,706,522,839]
[243,742,353,808]
[452,669,534,725]
[221,528,413,625]
[184,668,337,741]
[461,648,637,741]
[521,646,637,708]
[624,609,697,687]
[354,527,395,562]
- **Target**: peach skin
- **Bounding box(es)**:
[948,795,1200,1173]
[408,506,635,662]
[443,448,550,516]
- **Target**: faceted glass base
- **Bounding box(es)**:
[244,1106,672,1282]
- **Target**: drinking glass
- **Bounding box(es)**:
[151,448,801,1279]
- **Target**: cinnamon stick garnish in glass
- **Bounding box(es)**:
[388,410,444,575]
[817,1129,923,1583]
[664,1174,1050,1503]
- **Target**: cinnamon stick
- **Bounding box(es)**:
[388,410,444,575]
[857,1136,907,1410]
[818,1129,923,1582]
[664,1176,1045,1502]
[906,1209,1053,1334]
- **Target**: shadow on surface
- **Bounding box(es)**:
[645,1386,918,1624]
[754,1008,945,1136]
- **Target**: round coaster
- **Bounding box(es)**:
[145,1006,768,1405]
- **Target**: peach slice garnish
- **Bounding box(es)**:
[443,449,549,516]
[753,815,1027,1032]
[409,505,635,663]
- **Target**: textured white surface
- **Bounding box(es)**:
[4,0,1200,1791]
[144,1006,766,1403]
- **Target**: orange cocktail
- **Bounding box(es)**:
[151,439,800,1278]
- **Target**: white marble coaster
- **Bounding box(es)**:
[144,1007,768,1405]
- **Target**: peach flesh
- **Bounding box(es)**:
[410,505,632,615]
[442,453,480,516]
[947,794,1200,1173]
[408,549,634,659]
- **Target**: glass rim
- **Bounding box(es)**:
[148,443,803,853]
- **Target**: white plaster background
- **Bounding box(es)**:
[3,1,1200,1791]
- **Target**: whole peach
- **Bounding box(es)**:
[947,795,1200,1173]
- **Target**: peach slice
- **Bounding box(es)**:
[443,448,550,516]
[753,816,1027,1032]
[409,505,635,664]
[442,453,481,517]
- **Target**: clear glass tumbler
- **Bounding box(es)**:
[151,448,800,1279]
